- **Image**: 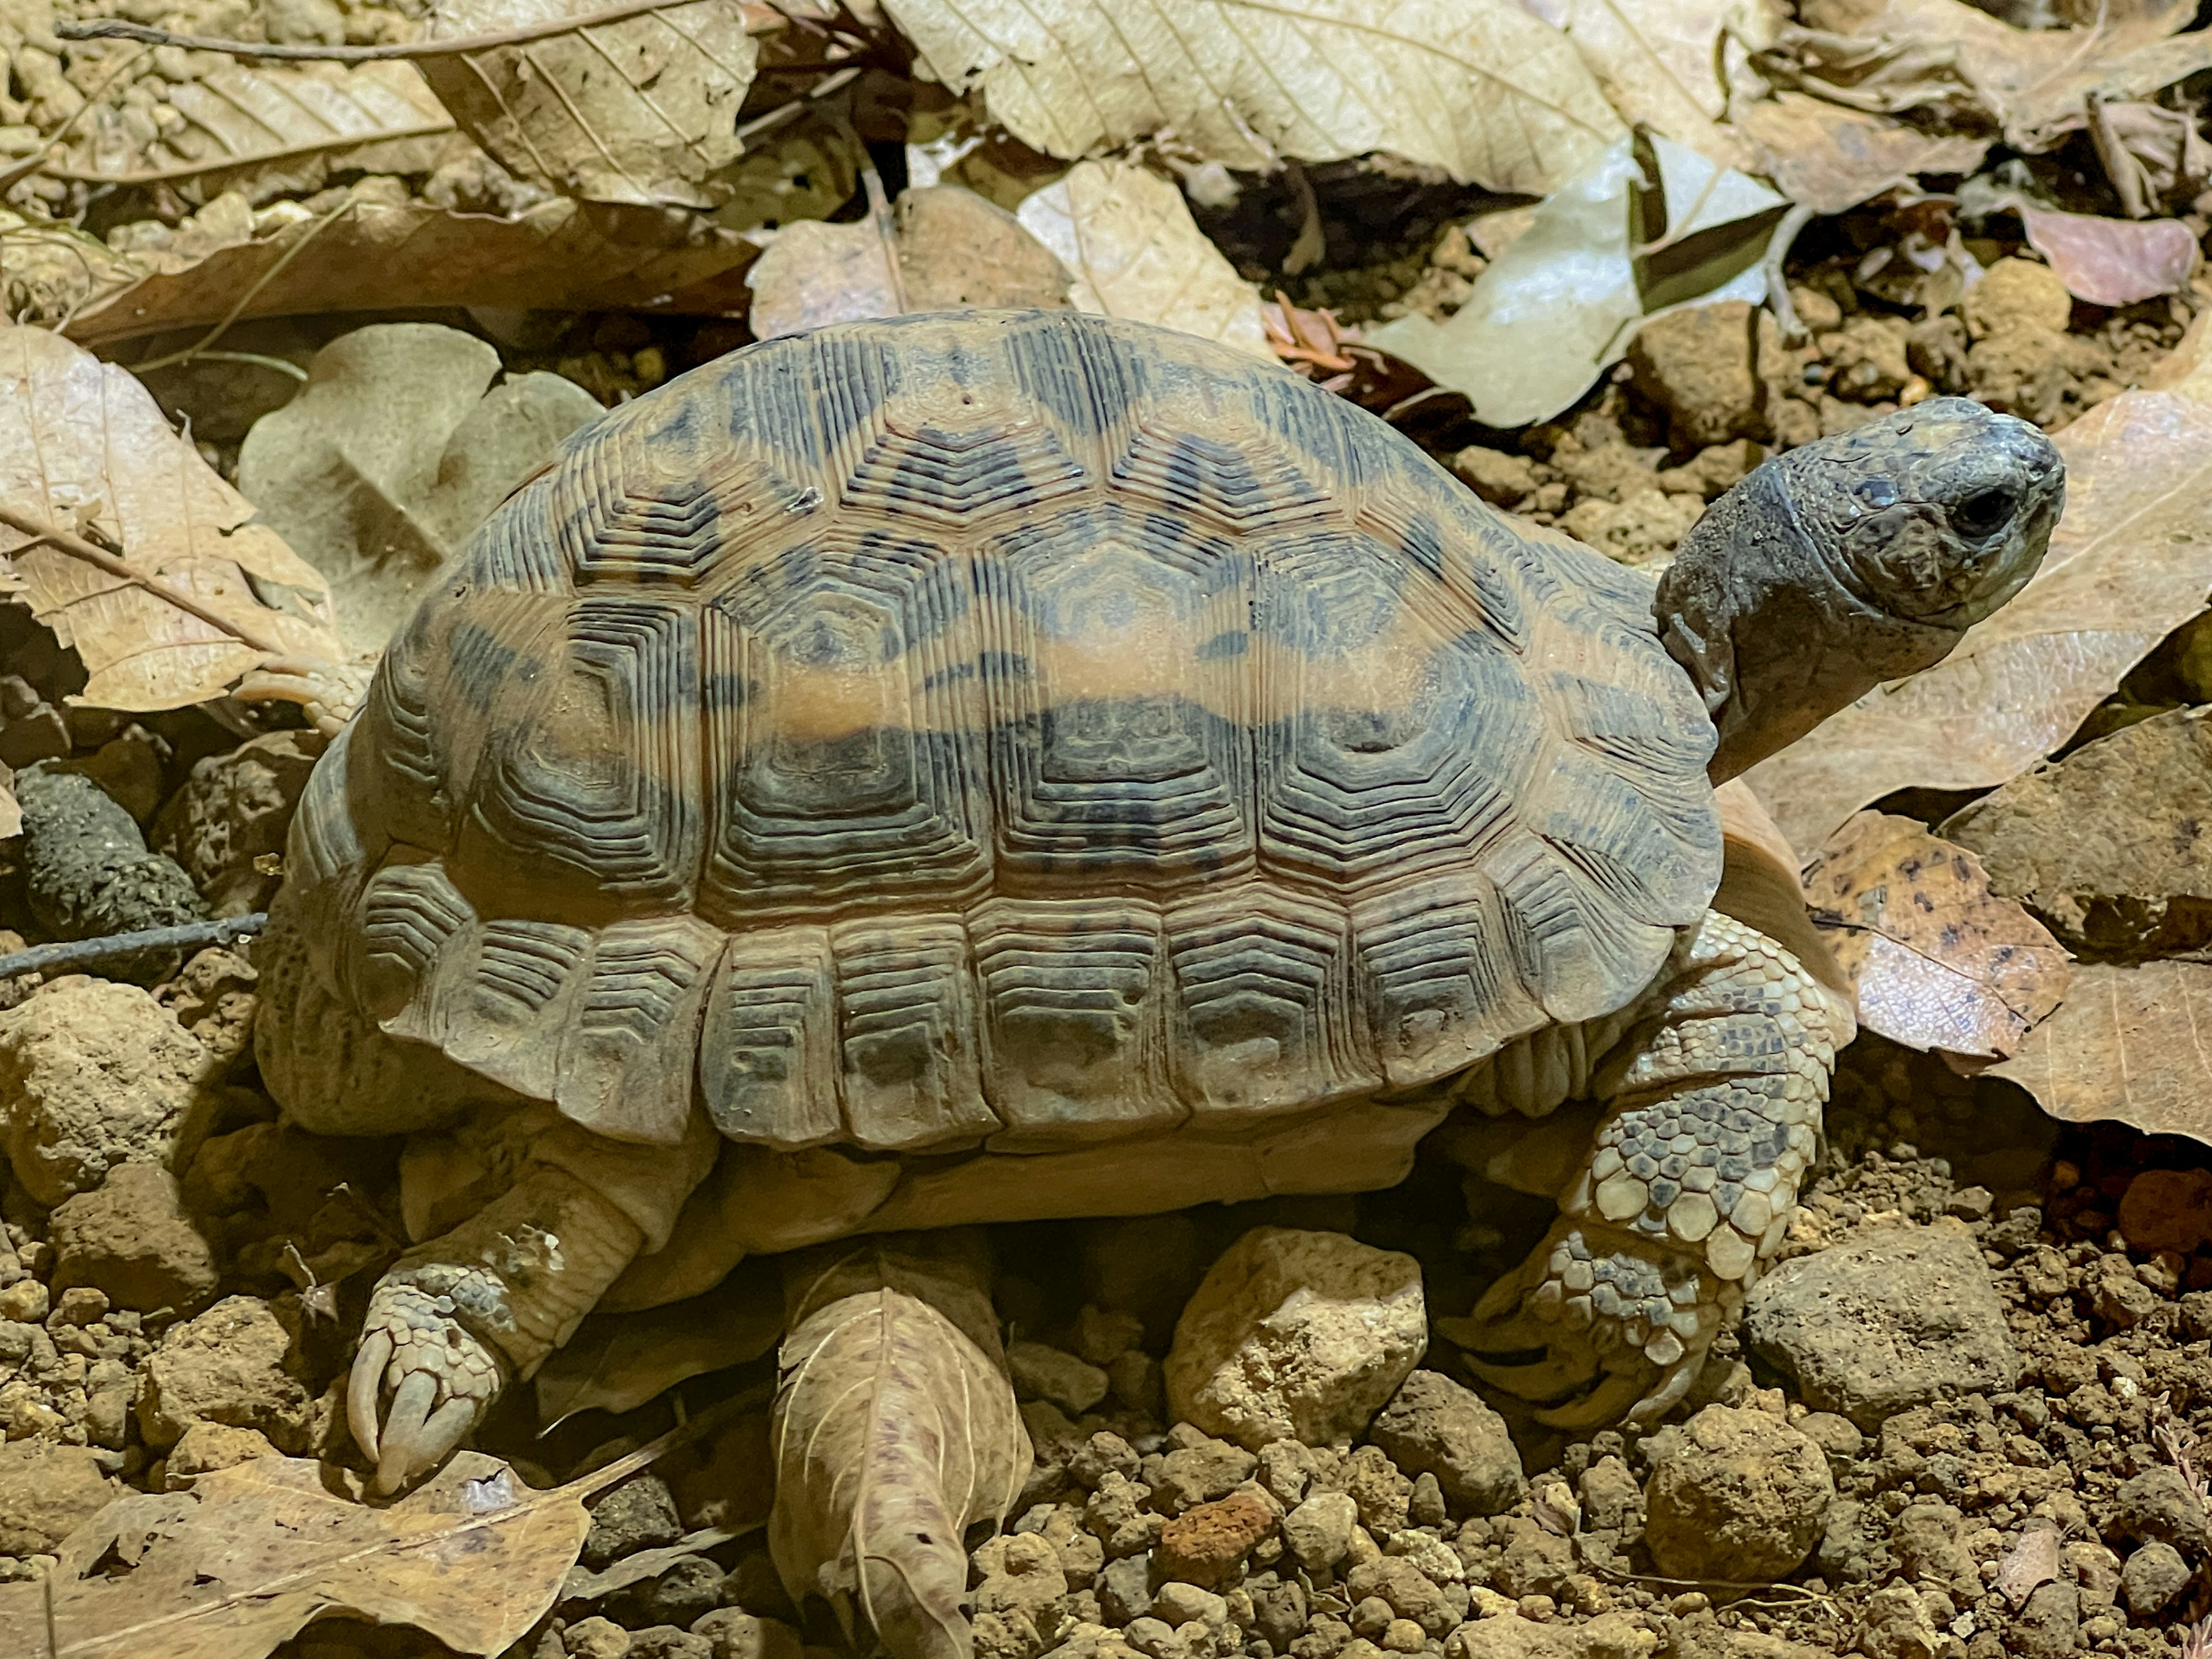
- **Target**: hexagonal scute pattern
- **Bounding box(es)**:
[282,312,1722,1154]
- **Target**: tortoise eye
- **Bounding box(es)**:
[1952,487,2015,537]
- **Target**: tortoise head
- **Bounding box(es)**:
[1654,396,2063,782]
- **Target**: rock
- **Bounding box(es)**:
[1011,1340,1111,1416]
[1577,1456,1640,1532]
[2118,1167,2212,1255]
[1444,1609,1656,1659]
[1166,1228,1426,1450]
[585,1472,684,1569]
[151,730,320,916]
[1073,1307,1146,1366]
[1097,1551,1154,1624]
[1452,447,1540,506]
[1741,1222,2021,1430]
[1157,1491,1277,1587]
[163,1422,278,1488]
[691,1611,804,1659]
[0,975,210,1206]
[1251,1579,1306,1649]
[2085,1253,2158,1330]
[139,1294,315,1452]
[1366,1369,1525,1517]
[1856,1584,1940,1659]
[1340,1443,1412,1533]
[1283,1490,1359,1571]
[0,1282,48,1322]
[1891,1501,1971,1586]
[12,764,206,983]
[1961,258,2071,340]
[0,1440,117,1554]
[2122,1540,2190,1615]
[2111,1465,2206,1547]
[1086,1471,1164,1559]
[974,1531,1070,1659]
[1071,1432,1142,1490]
[51,1163,220,1313]
[1642,1405,1833,1582]
[1793,1412,1863,1476]
[565,1615,632,1657]
[1154,1431,1256,1512]
[1627,301,1764,447]
[610,1556,724,1630]
[2010,1581,2078,1659]
[1407,1471,1447,1529]
[1819,316,1911,403]
[1490,1518,1573,1600]
[1343,1558,1456,1637]
[626,1629,711,1659]
[1149,1581,1225,1628]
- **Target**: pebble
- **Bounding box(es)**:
[1444,1609,1657,1658]
[1641,1405,1833,1582]
[137,1294,315,1453]
[584,1474,684,1570]
[1283,1490,1359,1571]
[1741,1222,2021,1430]
[163,1422,278,1488]
[2121,1539,2190,1615]
[1156,1490,1276,1587]
[1855,1584,1940,1659]
[1166,1228,1426,1451]
[2109,1465,2206,1547]
[0,1439,116,1555]
[627,1631,711,1659]
[565,1617,635,1659]
[1627,301,1766,448]
[690,1612,802,1659]
[1010,1340,1110,1416]
[1366,1369,1526,1518]
[50,1163,219,1313]
[2011,1580,2079,1659]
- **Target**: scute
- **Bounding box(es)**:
[274,311,1724,1156]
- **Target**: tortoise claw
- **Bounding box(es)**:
[349,1280,505,1494]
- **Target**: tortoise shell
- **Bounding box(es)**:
[279,311,1721,1156]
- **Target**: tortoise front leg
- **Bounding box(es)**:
[1450,910,1848,1428]
[352,1118,717,1493]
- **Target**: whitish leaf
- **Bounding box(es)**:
[772,1232,1031,1659]
[1996,1524,2061,1609]
[1744,363,2212,852]
[1991,959,2212,1143]
[422,0,764,209]
[881,0,1625,196]
[52,62,452,200]
[1803,812,2070,1061]
[0,766,16,840]
[748,217,901,338]
[1731,92,1987,214]
[1532,0,1771,168]
[0,325,344,714]
[238,323,602,661]
[0,1452,587,1658]
[2016,201,2199,308]
[1367,132,1784,428]
[1017,161,1269,358]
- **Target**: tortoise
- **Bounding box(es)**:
[254,310,2062,1506]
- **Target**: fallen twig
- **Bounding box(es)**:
[0,503,290,656]
[0,914,269,980]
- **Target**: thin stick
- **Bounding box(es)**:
[0,503,289,655]
[0,913,268,980]
[128,195,353,377]
[58,0,786,62]
[0,43,149,194]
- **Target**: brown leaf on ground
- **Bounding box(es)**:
[772,1232,1031,1659]
[1991,960,2212,1143]
[50,62,452,199]
[421,0,763,208]
[1730,92,1988,214]
[1744,362,2212,851]
[882,0,1624,195]
[1802,812,2070,1061]
[0,325,344,715]
[0,1452,588,1658]
[1016,160,1270,357]
[1942,706,2212,958]
[1997,1523,2062,1608]
[747,216,900,339]
[2016,202,2200,306]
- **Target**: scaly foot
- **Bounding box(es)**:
[350,1272,507,1494]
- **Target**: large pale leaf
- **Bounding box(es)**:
[1017,160,1270,358]
[1529,0,1768,167]
[1802,811,2070,1060]
[881,0,1625,195]
[51,62,453,200]
[1992,960,2212,1143]
[0,1452,586,1658]
[1368,132,1784,427]
[772,1233,1031,1659]
[1730,92,1987,214]
[422,0,763,208]
[1744,365,2212,852]
[0,325,343,712]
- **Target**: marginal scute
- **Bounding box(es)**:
[555,915,721,1145]
[439,917,594,1100]
[353,858,473,1029]
[700,925,841,1150]
[831,916,997,1153]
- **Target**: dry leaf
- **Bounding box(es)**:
[2016,201,2199,306]
[537,1257,786,1426]
[1017,160,1270,358]
[236,323,603,659]
[0,1452,587,1658]
[1744,364,2212,852]
[1534,0,1767,168]
[52,62,453,199]
[0,325,343,713]
[421,0,763,208]
[772,1232,1031,1659]
[0,765,16,841]
[747,217,900,338]
[1803,812,2070,1060]
[1732,92,1988,214]
[1991,959,2212,1143]
[1996,1523,2062,1609]
[882,0,1625,196]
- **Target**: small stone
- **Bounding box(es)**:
[1150,1581,1226,1629]
[1284,1490,1359,1570]
[1793,1412,1863,1476]
[1257,1441,1317,1508]
[2122,1540,2190,1615]
[138,1295,314,1452]
[1856,1584,1939,1659]
[691,1611,803,1659]
[1488,1520,1573,1602]
[1086,1471,1164,1559]
[1741,1223,2021,1430]
[1071,1432,1142,1490]
[1407,1471,1448,1529]
[1380,1620,1425,1653]
[0,1281,47,1323]
[1165,1228,1426,1450]
[1891,1501,1971,1586]
[1451,448,1540,506]
[627,1630,711,1659]
[1366,1370,1525,1518]
[151,730,320,916]
[1154,1434,1257,1512]
[1157,1490,1276,1587]
[1642,1405,1833,1583]
[1444,1609,1657,1659]
[611,1556,724,1630]
[1341,1444,1412,1533]
[1074,1306,1147,1366]
[1097,1552,1154,1624]
[2011,1581,2078,1659]
[1961,259,2071,340]
[584,1474,683,1569]
[2110,1465,2206,1547]
[51,1164,220,1313]
[1011,1341,1111,1416]
[1627,301,1764,446]
[1123,1616,1187,1659]
[0,1440,117,1554]
[1345,1557,1457,1637]
[565,1616,634,1659]
[163,1422,276,1488]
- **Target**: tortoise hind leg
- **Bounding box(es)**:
[353,1115,718,1492]
[1447,910,1847,1428]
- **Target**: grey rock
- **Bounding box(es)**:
[1252,1579,1307,1650]
[14,764,205,984]
[1011,1340,1111,1416]
[1891,1501,1972,1586]
[1365,1370,1525,1518]
[2111,1465,2207,1547]
[1742,1222,2021,1430]
[584,1474,683,1570]
[1098,1552,1155,1625]
[2122,1540,2191,1616]
[690,1610,802,1659]
[1282,1491,1358,1571]
[2010,1581,2078,1659]
[626,1631,711,1659]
